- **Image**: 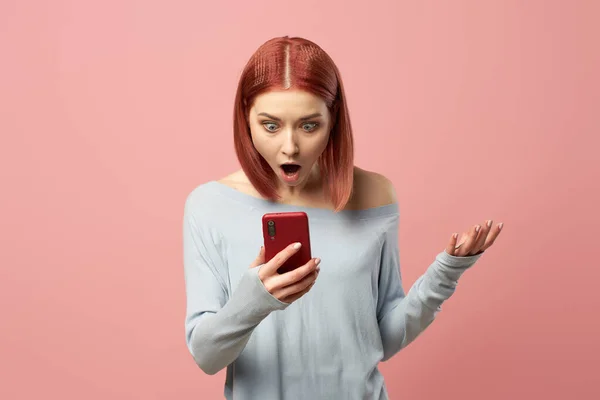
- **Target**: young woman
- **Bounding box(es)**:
[183,36,503,399]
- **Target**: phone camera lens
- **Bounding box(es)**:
[267,220,276,236]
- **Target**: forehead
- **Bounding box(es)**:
[251,90,327,115]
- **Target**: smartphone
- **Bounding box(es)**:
[262,211,312,274]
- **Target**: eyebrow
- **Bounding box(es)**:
[257,112,322,121]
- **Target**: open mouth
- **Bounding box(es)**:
[279,163,302,182]
[280,163,301,176]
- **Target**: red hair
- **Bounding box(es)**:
[232,36,354,212]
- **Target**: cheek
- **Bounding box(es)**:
[313,132,330,154]
[249,124,264,148]
[298,134,329,161]
[249,129,276,160]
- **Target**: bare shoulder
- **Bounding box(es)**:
[218,169,246,185]
[217,169,262,197]
[350,166,397,209]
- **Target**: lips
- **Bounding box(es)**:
[279,163,302,183]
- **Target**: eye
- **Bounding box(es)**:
[262,122,279,132]
[260,121,320,133]
[302,122,319,132]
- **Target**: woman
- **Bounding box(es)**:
[183,36,503,399]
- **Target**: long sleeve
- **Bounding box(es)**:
[376,217,483,361]
[183,197,289,375]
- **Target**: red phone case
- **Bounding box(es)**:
[262,211,312,274]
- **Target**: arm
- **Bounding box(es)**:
[376,216,483,361]
[183,197,288,375]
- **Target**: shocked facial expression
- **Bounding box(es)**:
[248,89,332,188]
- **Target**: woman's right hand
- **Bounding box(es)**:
[250,243,320,304]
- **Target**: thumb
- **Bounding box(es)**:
[249,246,265,268]
[445,232,458,256]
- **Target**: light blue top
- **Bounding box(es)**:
[183,181,483,399]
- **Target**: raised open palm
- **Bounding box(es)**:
[445,220,503,257]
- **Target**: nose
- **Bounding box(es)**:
[281,130,299,157]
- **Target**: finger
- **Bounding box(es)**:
[479,222,503,252]
[455,225,481,257]
[249,246,265,269]
[280,279,316,303]
[470,220,493,255]
[274,270,318,301]
[453,232,467,252]
[445,233,459,256]
[271,258,319,290]
[262,242,302,275]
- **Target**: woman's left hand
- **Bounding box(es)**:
[445,220,503,257]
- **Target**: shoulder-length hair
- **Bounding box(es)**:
[232,36,354,212]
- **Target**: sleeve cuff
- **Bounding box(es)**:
[438,250,484,267]
[245,266,290,311]
[433,250,484,282]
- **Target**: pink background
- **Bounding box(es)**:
[1,1,599,399]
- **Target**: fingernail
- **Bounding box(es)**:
[475,225,481,232]
[293,242,301,249]
[315,258,321,265]
[498,223,503,230]
[453,233,458,239]
[487,220,492,227]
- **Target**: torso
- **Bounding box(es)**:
[184,177,400,400]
